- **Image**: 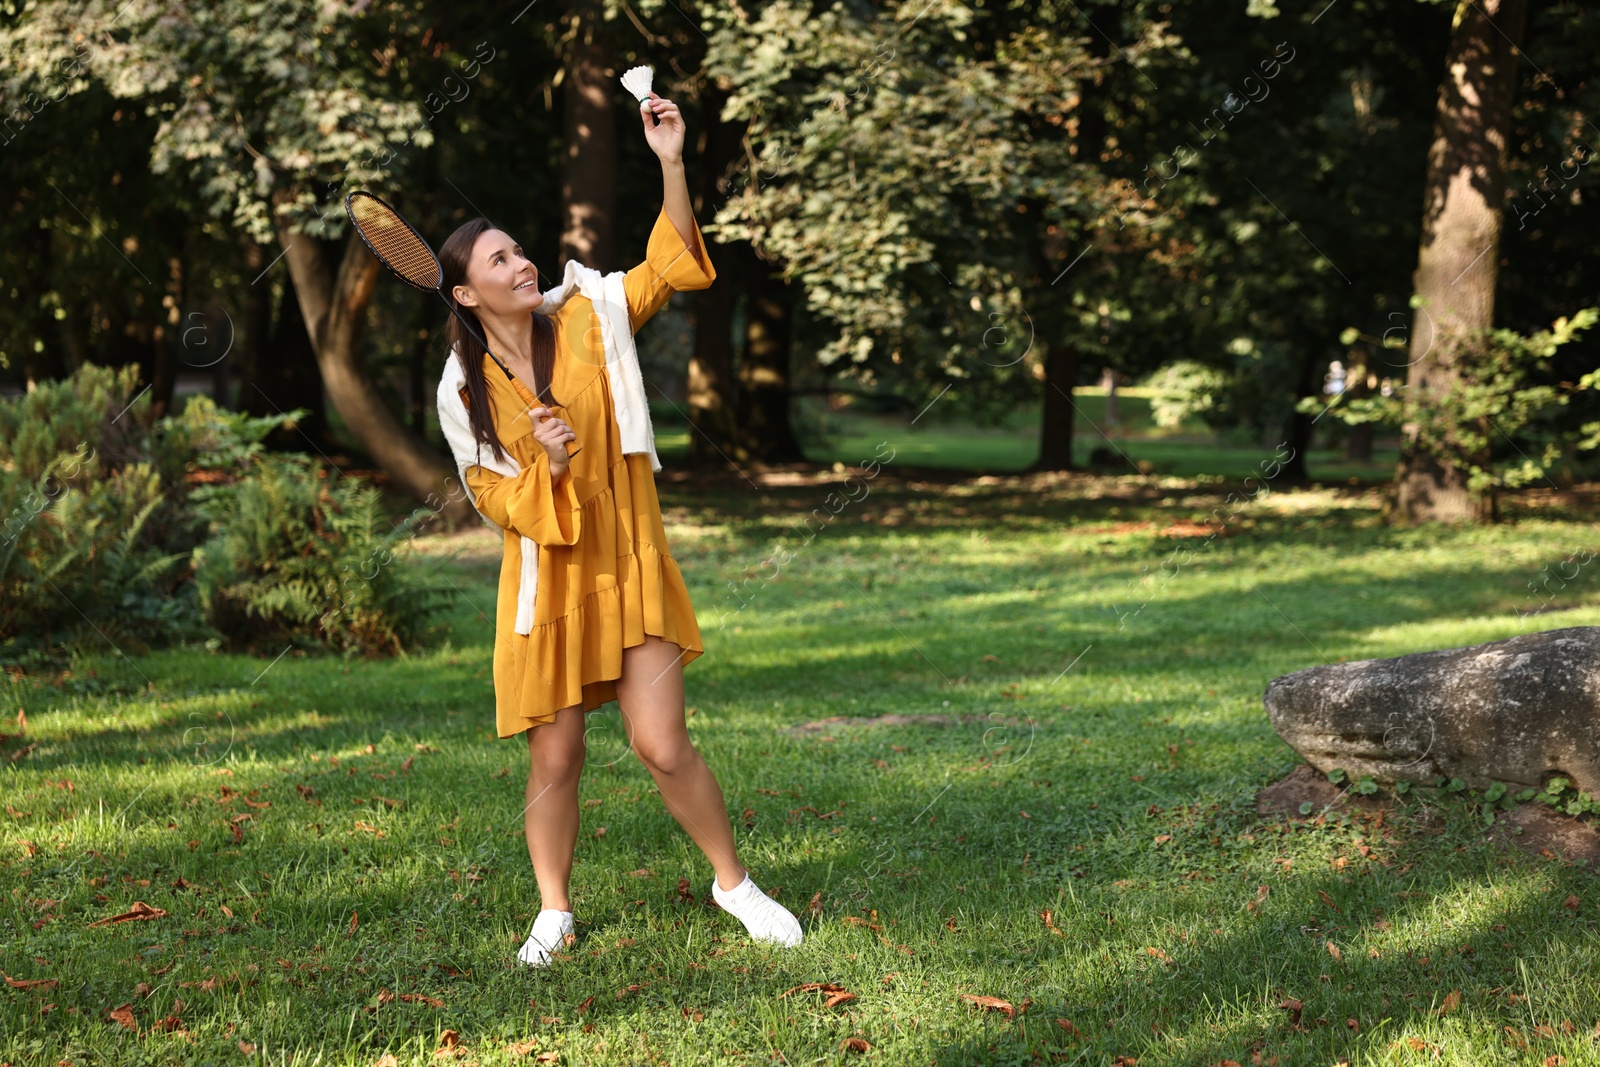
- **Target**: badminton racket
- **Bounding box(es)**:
[343,190,579,458]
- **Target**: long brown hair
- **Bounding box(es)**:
[439,217,560,466]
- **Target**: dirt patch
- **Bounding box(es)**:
[782,713,1027,737]
[1255,763,1391,818]
[1494,804,1600,869]
[1260,765,1600,869]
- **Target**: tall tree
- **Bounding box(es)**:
[1393,0,1527,522]
[737,248,804,463]
[707,0,1112,456]
[63,0,488,521]
[559,0,617,272]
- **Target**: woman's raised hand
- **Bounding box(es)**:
[530,407,576,479]
[641,91,685,164]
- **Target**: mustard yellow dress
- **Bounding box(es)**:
[460,208,715,736]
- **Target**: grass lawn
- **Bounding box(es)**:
[4,462,1600,1066]
[645,391,1404,484]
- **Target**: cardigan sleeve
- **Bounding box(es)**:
[623,206,717,332]
[465,450,582,546]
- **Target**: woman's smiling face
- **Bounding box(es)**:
[452,228,542,317]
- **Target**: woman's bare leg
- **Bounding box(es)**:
[524,703,586,911]
[614,635,747,892]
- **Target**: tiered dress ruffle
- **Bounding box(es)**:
[460,208,715,736]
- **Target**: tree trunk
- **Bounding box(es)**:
[1278,329,1325,481]
[1036,343,1079,470]
[147,251,184,419]
[273,206,476,526]
[1344,345,1374,461]
[737,250,804,463]
[24,224,67,389]
[242,269,329,450]
[559,2,616,272]
[686,87,747,465]
[686,242,743,464]
[1392,0,1526,524]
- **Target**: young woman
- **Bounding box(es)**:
[435,89,803,966]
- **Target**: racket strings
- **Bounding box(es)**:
[347,194,442,290]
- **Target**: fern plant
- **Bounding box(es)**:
[191,453,457,657]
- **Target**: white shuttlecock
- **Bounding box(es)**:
[620,64,654,104]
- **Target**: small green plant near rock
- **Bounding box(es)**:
[1317,768,1589,829]
[1534,776,1600,818]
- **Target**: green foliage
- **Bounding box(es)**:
[1144,360,1229,429]
[191,453,458,657]
[705,0,1116,420]
[1306,308,1600,493]
[1534,775,1600,818]
[0,363,205,656]
[0,361,447,662]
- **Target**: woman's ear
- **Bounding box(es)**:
[453,283,478,308]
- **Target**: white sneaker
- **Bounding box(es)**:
[516,908,574,967]
[710,872,803,947]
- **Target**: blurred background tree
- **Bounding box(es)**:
[1,0,1596,524]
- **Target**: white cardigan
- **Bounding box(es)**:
[435,260,661,635]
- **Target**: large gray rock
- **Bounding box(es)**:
[1264,626,1600,791]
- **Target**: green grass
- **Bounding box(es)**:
[5,466,1600,1066]
[647,392,1403,483]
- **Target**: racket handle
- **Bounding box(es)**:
[532,407,581,459]
[509,376,581,459]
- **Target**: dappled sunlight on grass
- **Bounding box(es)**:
[3,473,1600,1064]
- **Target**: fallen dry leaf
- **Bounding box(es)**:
[88,901,169,927]
[374,1056,399,1067]
[535,1053,559,1063]
[1317,890,1341,914]
[781,982,857,1008]
[959,993,1016,1018]
[348,911,359,937]
[398,993,445,1008]
[3,973,58,991]
[1040,909,1064,936]
[1279,998,1303,1025]
[1326,941,1342,962]
[434,1029,461,1055]
[238,1040,257,1055]
[109,1003,138,1030]
[841,1037,872,1052]
[1438,989,1461,1016]
[1565,895,1580,912]
[505,1039,538,1057]
[1057,1018,1083,1038]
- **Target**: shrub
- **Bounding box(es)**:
[190,452,458,657]
[0,364,206,657]
[2,361,455,663]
